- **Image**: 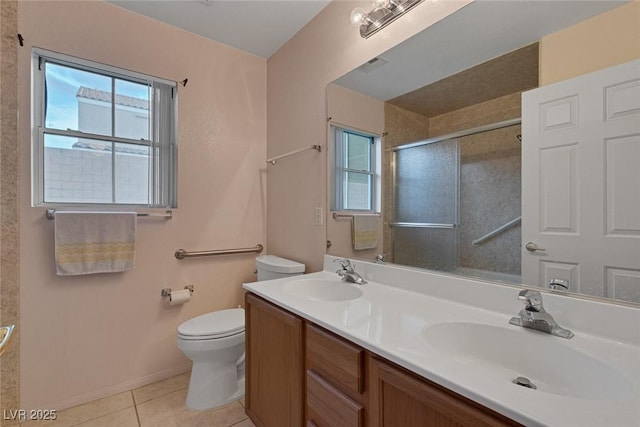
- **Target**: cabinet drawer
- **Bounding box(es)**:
[306,323,364,396]
[307,370,364,427]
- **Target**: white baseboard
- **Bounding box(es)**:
[48,363,192,411]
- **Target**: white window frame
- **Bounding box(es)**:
[331,125,381,212]
[31,48,178,208]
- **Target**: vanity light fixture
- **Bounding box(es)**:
[351,0,424,38]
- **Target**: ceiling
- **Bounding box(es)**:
[334,1,627,101]
[108,0,331,59]
[389,43,539,118]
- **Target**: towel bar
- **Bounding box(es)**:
[46,209,173,220]
[266,145,321,165]
[332,212,381,220]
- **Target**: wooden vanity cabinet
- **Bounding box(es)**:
[368,357,520,427]
[245,293,304,427]
[245,293,520,427]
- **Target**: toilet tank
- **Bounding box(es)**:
[256,255,305,281]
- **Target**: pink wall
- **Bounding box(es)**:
[18,1,266,410]
[266,0,471,272]
[326,83,384,260]
[539,1,640,85]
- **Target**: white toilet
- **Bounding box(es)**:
[177,255,305,410]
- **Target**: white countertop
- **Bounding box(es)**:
[243,256,640,427]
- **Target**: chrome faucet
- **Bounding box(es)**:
[333,258,367,285]
[509,289,574,339]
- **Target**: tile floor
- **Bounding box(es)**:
[20,373,255,427]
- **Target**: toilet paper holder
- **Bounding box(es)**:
[161,285,194,298]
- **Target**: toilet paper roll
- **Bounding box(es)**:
[169,289,191,306]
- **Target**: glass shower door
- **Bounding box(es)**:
[392,139,459,271]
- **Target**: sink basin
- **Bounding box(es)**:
[424,322,633,401]
[283,279,363,302]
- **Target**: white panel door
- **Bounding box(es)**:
[522,60,640,302]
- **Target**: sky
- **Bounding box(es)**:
[45,63,149,148]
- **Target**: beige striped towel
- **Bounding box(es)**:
[352,214,380,250]
[55,212,137,276]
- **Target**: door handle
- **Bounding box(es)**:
[0,324,15,356]
[525,241,546,252]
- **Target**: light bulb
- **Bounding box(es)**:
[350,7,368,26]
[372,0,387,10]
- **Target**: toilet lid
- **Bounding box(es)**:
[178,308,244,338]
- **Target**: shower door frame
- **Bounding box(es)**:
[388,117,522,270]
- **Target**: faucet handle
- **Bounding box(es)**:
[374,253,387,263]
[333,258,352,270]
[518,289,543,312]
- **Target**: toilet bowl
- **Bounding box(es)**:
[177,309,245,410]
[176,255,305,410]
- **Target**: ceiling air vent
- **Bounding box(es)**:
[357,57,388,74]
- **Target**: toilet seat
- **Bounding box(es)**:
[178,308,244,340]
[177,329,244,341]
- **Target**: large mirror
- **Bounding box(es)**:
[326,0,640,305]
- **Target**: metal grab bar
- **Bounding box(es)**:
[267,144,321,165]
[390,222,455,229]
[472,216,521,246]
[175,244,264,260]
[46,209,172,220]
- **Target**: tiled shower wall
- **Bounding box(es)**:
[383,92,525,274]
[1,1,20,424]
[382,104,431,262]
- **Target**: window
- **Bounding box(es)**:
[332,126,380,211]
[32,48,177,208]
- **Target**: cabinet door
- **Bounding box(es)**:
[369,357,520,427]
[246,293,304,427]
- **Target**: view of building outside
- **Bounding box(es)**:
[43,63,152,205]
[343,131,374,210]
